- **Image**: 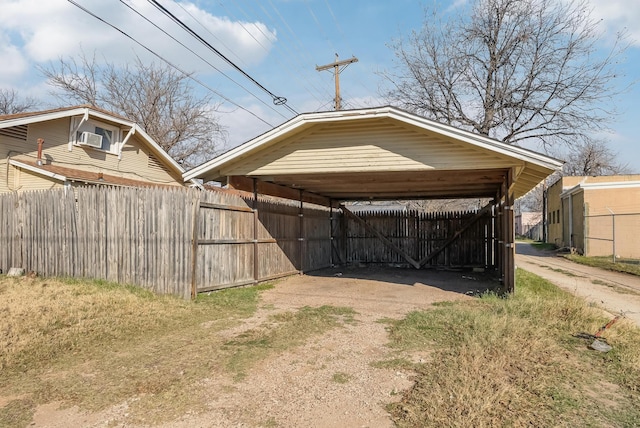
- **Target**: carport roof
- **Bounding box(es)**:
[185,106,563,201]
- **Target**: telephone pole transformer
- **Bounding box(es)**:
[316,54,358,110]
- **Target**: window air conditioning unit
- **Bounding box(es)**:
[79,131,103,148]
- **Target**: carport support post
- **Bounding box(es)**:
[503,169,515,293]
[299,190,305,272]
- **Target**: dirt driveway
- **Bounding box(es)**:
[28,254,640,427]
[32,267,490,428]
[515,242,640,326]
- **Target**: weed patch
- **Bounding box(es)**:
[332,372,352,384]
[0,277,271,425]
[383,269,640,427]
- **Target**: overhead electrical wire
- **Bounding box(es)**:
[221,0,329,107]
[262,0,361,111]
[173,1,251,70]
[322,0,370,106]
[116,0,289,121]
[302,0,335,54]
[256,0,333,102]
[146,0,298,115]
[65,0,276,127]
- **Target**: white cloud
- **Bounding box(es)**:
[0,0,278,83]
[587,0,640,46]
[0,35,28,81]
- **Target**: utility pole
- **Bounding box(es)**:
[316,54,358,110]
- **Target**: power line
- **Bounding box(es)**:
[223,0,329,108]
[322,0,371,106]
[303,0,335,53]
[65,0,276,128]
[316,54,359,110]
[117,0,288,121]
[172,1,250,70]
[262,0,336,100]
[147,0,298,115]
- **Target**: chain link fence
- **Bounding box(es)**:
[585,211,640,261]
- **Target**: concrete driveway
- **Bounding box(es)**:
[515,241,640,326]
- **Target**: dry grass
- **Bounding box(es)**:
[565,254,640,276]
[0,276,354,426]
[383,269,640,427]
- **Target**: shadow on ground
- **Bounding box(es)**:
[305,265,499,295]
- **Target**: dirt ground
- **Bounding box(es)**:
[515,242,640,326]
[30,267,490,428]
[29,248,640,427]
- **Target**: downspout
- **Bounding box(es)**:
[568,193,573,248]
[542,185,547,242]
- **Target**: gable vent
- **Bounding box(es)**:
[148,153,171,174]
[0,124,28,141]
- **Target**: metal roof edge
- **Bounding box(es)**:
[562,180,640,198]
[9,159,67,182]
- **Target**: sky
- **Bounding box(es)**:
[0,0,638,172]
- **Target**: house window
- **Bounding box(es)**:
[72,117,121,154]
[556,210,560,224]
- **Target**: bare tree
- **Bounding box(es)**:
[518,137,627,213]
[0,88,38,115]
[562,139,629,176]
[40,53,225,168]
[383,0,627,150]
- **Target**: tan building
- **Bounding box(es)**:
[546,175,640,259]
[0,105,189,193]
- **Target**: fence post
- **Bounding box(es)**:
[190,194,200,300]
[606,207,616,263]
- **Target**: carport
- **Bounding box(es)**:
[184,106,562,292]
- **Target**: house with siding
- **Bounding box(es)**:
[0,105,189,193]
[545,175,640,259]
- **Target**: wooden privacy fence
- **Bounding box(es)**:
[0,186,332,298]
[191,192,332,296]
[340,207,495,269]
[0,187,496,298]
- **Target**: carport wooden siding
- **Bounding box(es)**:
[194,190,332,292]
[221,119,514,176]
[344,209,493,268]
[253,197,331,278]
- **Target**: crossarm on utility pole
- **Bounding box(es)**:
[316,54,358,110]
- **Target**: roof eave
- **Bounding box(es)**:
[183,107,563,183]
[1,106,186,178]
